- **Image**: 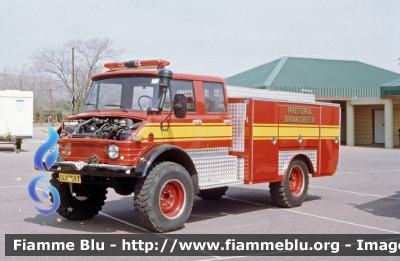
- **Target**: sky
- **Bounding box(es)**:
[1,0,399,78]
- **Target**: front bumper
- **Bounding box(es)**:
[48,161,137,177]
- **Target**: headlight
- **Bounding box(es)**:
[108,144,119,160]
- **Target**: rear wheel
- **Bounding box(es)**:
[197,186,228,200]
[269,159,309,208]
[134,162,194,233]
[14,139,21,153]
[50,173,108,220]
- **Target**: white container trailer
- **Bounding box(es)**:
[0,90,33,153]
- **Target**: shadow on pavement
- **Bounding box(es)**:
[22,186,322,234]
[354,191,400,219]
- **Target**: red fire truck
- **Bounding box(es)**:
[48,59,340,233]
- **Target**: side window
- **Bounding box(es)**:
[203,82,226,113]
[164,80,196,112]
[16,100,24,112]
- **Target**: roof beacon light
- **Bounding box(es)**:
[104,59,170,70]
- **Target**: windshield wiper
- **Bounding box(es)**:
[104,104,128,112]
[84,103,100,112]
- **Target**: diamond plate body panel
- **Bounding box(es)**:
[186,147,229,158]
[278,150,317,175]
[227,85,315,103]
[229,103,246,152]
[237,158,244,181]
[186,147,244,189]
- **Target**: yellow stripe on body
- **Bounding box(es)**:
[137,124,232,142]
[206,126,232,138]
[253,123,278,127]
[278,137,320,140]
[321,127,340,137]
[151,136,232,142]
[144,123,233,127]
[252,124,338,141]
[139,123,337,142]
[279,126,319,137]
[254,137,274,140]
[253,126,278,139]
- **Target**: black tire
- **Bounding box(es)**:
[50,173,108,220]
[197,186,228,200]
[14,140,21,153]
[269,159,309,208]
[134,161,194,233]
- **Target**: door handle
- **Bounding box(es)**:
[224,120,232,125]
[193,120,202,125]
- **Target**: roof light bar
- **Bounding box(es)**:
[104,59,170,70]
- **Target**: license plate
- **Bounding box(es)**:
[59,173,81,184]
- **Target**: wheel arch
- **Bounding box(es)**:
[285,154,314,176]
[135,144,199,193]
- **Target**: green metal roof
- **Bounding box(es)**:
[380,78,400,97]
[225,57,400,99]
[225,58,281,87]
[382,78,400,87]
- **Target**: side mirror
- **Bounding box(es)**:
[173,94,187,119]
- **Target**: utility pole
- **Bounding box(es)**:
[72,47,75,115]
[49,89,53,124]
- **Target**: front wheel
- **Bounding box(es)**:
[134,162,194,233]
[50,173,108,220]
[269,159,309,208]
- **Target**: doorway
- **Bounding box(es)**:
[373,110,384,143]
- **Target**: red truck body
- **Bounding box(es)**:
[47,60,340,232]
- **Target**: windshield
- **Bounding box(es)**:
[83,77,160,112]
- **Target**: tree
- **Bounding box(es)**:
[30,38,124,113]
[1,64,55,119]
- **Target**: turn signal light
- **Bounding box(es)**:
[133,135,143,142]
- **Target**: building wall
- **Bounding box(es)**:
[353,103,400,146]
[316,98,400,147]
[354,105,384,144]
[394,104,400,147]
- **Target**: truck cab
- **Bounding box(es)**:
[48,60,236,232]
